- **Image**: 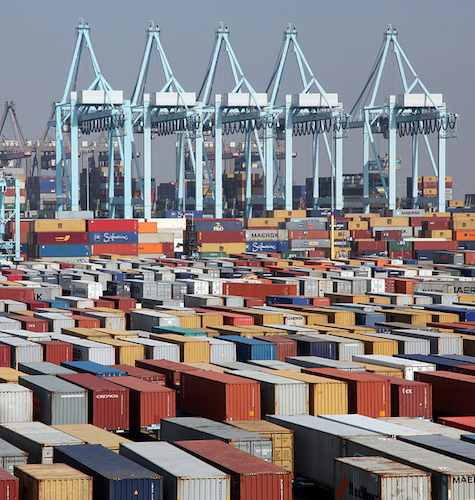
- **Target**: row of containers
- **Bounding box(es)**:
[6,217,185,260]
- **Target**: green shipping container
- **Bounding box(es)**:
[280,250,304,259]
[200,252,227,258]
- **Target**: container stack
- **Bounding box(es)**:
[26,176,66,214]
[88,219,138,257]
[187,218,246,257]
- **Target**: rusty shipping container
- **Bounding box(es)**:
[302,367,390,418]
[110,365,166,385]
[180,371,261,421]
[136,359,201,388]
[58,373,129,432]
[253,336,297,362]
[174,439,292,500]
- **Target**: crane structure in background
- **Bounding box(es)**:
[130,22,197,219]
[267,25,348,211]
[349,25,457,213]
[52,20,131,217]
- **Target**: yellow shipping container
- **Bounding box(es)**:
[452,220,475,230]
[385,310,431,326]
[228,419,294,474]
[369,217,409,227]
[272,209,307,218]
[424,212,450,217]
[329,332,398,356]
[423,176,437,182]
[0,368,26,383]
[430,312,460,323]
[270,370,348,415]
[453,212,475,218]
[229,308,284,326]
[94,328,138,339]
[32,219,86,233]
[428,230,452,239]
[245,218,287,228]
[150,333,210,363]
[241,325,288,336]
[93,338,145,366]
[60,328,109,340]
[14,464,92,500]
[449,200,464,208]
[205,325,251,337]
[325,293,368,304]
[196,313,224,328]
[52,424,132,452]
[458,295,475,303]
[348,221,369,230]
[199,242,246,254]
[164,311,201,329]
[308,307,355,325]
[368,295,392,304]
[423,189,438,196]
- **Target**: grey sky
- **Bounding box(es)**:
[1,1,472,199]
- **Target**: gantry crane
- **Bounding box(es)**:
[349,25,457,212]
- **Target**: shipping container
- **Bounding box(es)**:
[119,441,230,500]
[135,359,201,388]
[150,334,210,363]
[0,367,25,383]
[174,439,292,500]
[14,463,92,500]
[18,361,76,376]
[52,424,132,452]
[0,383,32,423]
[352,354,436,380]
[216,336,276,362]
[54,444,163,500]
[58,373,129,431]
[117,337,180,362]
[334,456,431,500]
[36,340,73,365]
[61,360,126,378]
[0,421,84,464]
[286,355,366,372]
[108,376,175,429]
[253,336,297,362]
[0,337,42,369]
[180,371,261,421]
[0,437,28,474]
[0,466,18,499]
[109,365,166,385]
[19,375,88,425]
[380,417,472,439]
[439,417,475,434]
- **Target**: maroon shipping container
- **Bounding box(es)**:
[302,367,390,418]
[7,315,49,333]
[311,297,331,306]
[351,230,372,239]
[196,231,246,243]
[355,241,387,252]
[59,373,129,431]
[111,364,166,385]
[180,371,261,422]
[174,440,292,500]
[88,219,138,232]
[108,376,175,429]
[0,467,18,500]
[93,299,114,309]
[365,374,432,419]
[101,296,137,310]
[71,315,101,329]
[415,371,475,417]
[33,232,89,245]
[384,278,396,293]
[254,336,297,362]
[0,288,34,301]
[388,251,413,259]
[455,365,475,376]
[421,220,450,230]
[136,359,202,388]
[437,416,475,432]
[243,297,265,307]
[375,230,403,241]
[22,300,49,311]
[37,341,73,365]
[91,243,138,256]
[0,345,10,367]
[413,240,459,250]
[192,307,254,327]
[223,283,298,301]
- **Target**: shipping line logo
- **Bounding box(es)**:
[54,235,71,242]
[213,223,224,231]
[92,232,130,243]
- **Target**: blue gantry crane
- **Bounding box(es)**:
[349,25,457,212]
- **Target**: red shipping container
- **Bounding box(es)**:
[196,231,246,243]
[59,262,76,269]
[375,230,403,241]
[306,250,327,258]
[37,340,73,365]
[413,240,459,250]
[93,299,114,309]
[91,243,138,256]
[6,275,23,282]
[223,283,298,301]
[384,278,396,293]
[175,440,292,500]
[464,251,475,265]
[415,371,475,417]
[223,313,254,327]
[136,359,202,388]
[394,278,415,295]
[71,315,101,329]
[0,345,10,367]
[22,300,49,311]
[87,219,138,232]
[288,230,329,239]
[108,376,175,429]
[8,315,49,333]
[421,220,449,230]
[33,232,89,245]
[0,467,18,500]
[311,297,331,306]
[454,365,475,376]
[101,296,137,310]
[254,336,297,361]
[243,297,265,307]
[111,364,166,385]
[356,240,387,252]
[437,416,475,432]
[366,374,432,419]
[351,230,372,239]
[302,367,390,418]
[180,371,261,421]
[59,373,129,431]
[0,288,34,301]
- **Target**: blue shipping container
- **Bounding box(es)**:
[393,353,472,371]
[166,210,203,218]
[193,220,243,232]
[307,209,344,217]
[40,299,69,308]
[326,221,348,230]
[89,232,139,244]
[246,241,278,253]
[54,445,163,500]
[285,334,337,359]
[37,244,90,258]
[277,241,289,251]
[61,361,126,378]
[109,270,127,281]
[266,295,311,305]
[217,336,276,361]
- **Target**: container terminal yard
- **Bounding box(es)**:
[0,17,473,500]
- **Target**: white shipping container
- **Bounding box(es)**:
[351,354,436,380]
[71,280,103,299]
[33,313,75,334]
[120,337,180,362]
[51,334,115,365]
[119,441,230,500]
[334,456,431,500]
[130,310,181,331]
[0,318,21,331]
[1,330,51,342]
[0,384,33,423]
[0,338,42,369]
[201,337,236,364]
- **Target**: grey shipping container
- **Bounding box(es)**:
[379,417,472,440]
[18,361,77,376]
[366,333,431,355]
[346,435,475,500]
[334,456,431,500]
[161,417,273,462]
[130,310,181,331]
[0,337,43,369]
[0,436,28,474]
[19,375,88,425]
[0,421,84,464]
[201,337,236,364]
[120,337,180,362]
[119,441,230,500]
[286,356,366,372]
[351,354,436,380]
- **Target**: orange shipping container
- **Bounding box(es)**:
[454,231,475,241]
[138,222,158,233]
[138,243,163,254]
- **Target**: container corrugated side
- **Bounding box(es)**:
[0,467,18,499]
[52,424,132,452]
[119,442,230,500]
[0,384,32,423]
[14,463,93,500]
[379,417,472,439]
[0,338,43,369]
[346,435,475,500]
[334,456,431,500]
[150,334,210,363]
[201,337,237,363]
[53,444,163,500]
[52,334,115,365]
[0,437,28,474]
[0,421,84,464]
[93,337,145,366]
[119,337,180,362]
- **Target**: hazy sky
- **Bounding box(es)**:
[1,1,473,199]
